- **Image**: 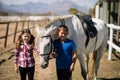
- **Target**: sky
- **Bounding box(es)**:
[1,0,99,8]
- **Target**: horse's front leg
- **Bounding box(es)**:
[77,53,87,80]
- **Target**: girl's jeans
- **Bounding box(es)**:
[19,66,35,80]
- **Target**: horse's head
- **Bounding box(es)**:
[36,24,58,69]
[39,35,54,68]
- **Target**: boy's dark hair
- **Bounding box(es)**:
[59,25,68,32]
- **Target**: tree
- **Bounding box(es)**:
[88,8,95,17]
[68,8,78,14]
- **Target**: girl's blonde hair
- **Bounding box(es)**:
[15,29,35,49]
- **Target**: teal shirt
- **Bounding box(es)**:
[53,38,77,69]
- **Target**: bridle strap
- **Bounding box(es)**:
[40,53,50,56]
[41,35,51,38]
[40,35,54,57]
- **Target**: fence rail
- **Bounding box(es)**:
[0,18,49,48]
[0,20,34,47]
[107,24,120,60]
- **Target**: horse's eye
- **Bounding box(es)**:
[47,43,50,46]
[46,37,49,39]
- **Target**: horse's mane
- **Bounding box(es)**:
[44,15,72,28]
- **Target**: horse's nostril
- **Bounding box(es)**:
[44,63,48,67]
[40,62,48,69]
[41,65,46,69]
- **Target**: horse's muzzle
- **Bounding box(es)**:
[40,62,48,69]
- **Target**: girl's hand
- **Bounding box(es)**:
[15,67,18,73]
[14,64,18,73]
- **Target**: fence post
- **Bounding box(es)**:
[28,20,30,29]
[4,23,9,47]
[108,27,113,60]
[13,21,18,43]
[22,21,24,30]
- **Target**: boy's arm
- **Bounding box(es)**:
[70,50,77,71]
[72,50,77,62]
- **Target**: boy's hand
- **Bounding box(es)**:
[50,50,58,58]
[70,63,75,71]
[70,50,77,71]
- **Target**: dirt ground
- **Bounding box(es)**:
[0,48,120,80]
[1,17,120,80]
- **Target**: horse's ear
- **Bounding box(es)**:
[45,25,58,35]
[50,25,58,35]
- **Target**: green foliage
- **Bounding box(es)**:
[88,8,95,15]
[68,8,78,14]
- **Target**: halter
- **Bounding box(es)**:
[40,35,54,57]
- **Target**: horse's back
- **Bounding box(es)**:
[84,18,108,53]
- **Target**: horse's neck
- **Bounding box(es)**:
[51,17,73,40]
[52,33,58,41]
[68,16,87,51]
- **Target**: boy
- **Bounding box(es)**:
[52,25,77,80]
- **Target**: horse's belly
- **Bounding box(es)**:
[84,27,106,54]
[84,38,98,54]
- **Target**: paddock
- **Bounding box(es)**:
[0,16,120,80]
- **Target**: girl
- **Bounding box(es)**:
[14,29,39,80]
[51,25,77,80]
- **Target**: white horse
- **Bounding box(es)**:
[35,15,108,80]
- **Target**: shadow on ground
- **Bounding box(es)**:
[98,78,120,80]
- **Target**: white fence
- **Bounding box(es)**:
[107,24,120,60]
